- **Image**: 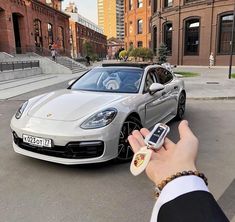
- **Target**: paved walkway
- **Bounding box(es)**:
[0,72,85,100]
[175,66,235,99]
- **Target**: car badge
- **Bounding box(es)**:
[47,113,52,117]
[134,153,145,167]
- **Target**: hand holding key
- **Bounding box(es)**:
[128,120,199,186]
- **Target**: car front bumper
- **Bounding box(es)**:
[11,117,120,165]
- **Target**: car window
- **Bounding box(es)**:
[143,69,157,93]
[71,67,144,93]
[156,67,173,85]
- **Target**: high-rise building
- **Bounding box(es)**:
[98,0,124,40]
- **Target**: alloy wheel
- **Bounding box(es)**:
[117,118,141,161]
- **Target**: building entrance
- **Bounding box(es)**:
[12,13,22,54]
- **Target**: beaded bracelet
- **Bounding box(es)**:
[154,170,208,199]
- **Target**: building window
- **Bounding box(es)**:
[153,26,157,55]
[48,23,53,48]
[129,0,133,10]
[163,22,172,55]
[184,18,200,55]
[153,0,157,12]
[58,26,64,50]
[34,19,43,48]
[164,0,173,8]
[148,18,151,33]
[218,14,235,54]
[137,0,143,8]
[137,19,143,34]
[137,41,143,47]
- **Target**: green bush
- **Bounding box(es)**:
[129,47,153,61]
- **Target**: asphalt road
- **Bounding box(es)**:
[0,86,234,222]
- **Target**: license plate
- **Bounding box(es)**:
[22,134,52,148]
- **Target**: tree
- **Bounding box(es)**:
[83,41,93,56]
[158,43,168,64]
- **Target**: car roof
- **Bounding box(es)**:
[101,62,156,69]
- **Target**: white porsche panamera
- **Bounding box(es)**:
[10,63,186,165]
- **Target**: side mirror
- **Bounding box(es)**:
[68,79,76,86]
[149,83,165,95]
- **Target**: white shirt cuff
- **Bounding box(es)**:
[150,175,209,222]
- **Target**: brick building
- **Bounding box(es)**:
[65,3,107,59]
[151,0,235,65]
[0,0,70,55]
[124,0,152,49]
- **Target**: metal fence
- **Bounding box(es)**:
[0,60,40,72]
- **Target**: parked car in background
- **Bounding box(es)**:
[11,63,186,165]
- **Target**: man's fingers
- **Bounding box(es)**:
[178,120,197,140]
[132,130,146,147]
[128,135,141,153]
[140,128,150,137]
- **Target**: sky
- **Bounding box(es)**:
[62,0,98,24]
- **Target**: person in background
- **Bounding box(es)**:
[51,48,56,62]
[209,52,214,68]
[85,55,91,66]
[128,120,229,222]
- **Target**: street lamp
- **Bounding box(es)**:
[228,0,235,79]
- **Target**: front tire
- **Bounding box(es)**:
[175,92,186,120]
[117,116,142,162]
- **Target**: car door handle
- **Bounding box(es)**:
[162,91,166,96]
[174,86,178,89]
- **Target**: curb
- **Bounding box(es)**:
[188,96,235,100]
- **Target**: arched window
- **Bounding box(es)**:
[184,18,200,55]
[58,26,64,50]
[137,0,143,8]
[163,22,172,55]
[48,23,53,47]
[218,13,235,54]
[164,0,173,8]
[137,19,143,34]
[34,19,43,48]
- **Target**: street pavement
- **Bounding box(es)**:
[0,65,235,221]
[0,98,234,222]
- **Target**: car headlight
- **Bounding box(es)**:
[15,101,28,119]
[81,108,117,129]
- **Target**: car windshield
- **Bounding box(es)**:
[70,67,144,93]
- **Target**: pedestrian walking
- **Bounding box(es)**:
[85,55,91,66]
[209,52,214,68]
[51,48,56,62]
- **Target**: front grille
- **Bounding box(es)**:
[13,132,104,159]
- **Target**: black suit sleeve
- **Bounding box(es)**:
[157,191,229,222]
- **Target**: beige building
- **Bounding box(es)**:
[98,0,124,40]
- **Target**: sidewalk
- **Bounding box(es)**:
[175,66,235,100]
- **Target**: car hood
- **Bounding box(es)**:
[27,89,130,121]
